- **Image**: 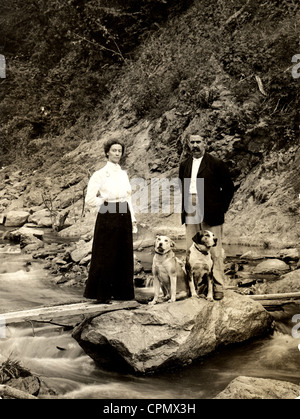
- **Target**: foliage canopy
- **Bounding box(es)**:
[0,0,298,167]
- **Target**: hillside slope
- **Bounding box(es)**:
[0,0,299,247]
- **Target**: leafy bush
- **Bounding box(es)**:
[0,358,31,383]
[0,0,298,167]
[112,0,299,146]
[0,0,191,166]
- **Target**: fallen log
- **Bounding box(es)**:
[0,384,38,399]
[257,301,295,312]
[247,291,300,301]
[1,300,140,326]
[247,291,300,311]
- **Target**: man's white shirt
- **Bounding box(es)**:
[189,157,203,194]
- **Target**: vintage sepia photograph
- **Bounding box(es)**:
[0,0,299,403]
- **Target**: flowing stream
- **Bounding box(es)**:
[0,232,300,399]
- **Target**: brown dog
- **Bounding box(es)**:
[186,230,217,301]
[149,235,191,305]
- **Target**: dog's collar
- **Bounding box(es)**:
[193,244,209,255]
[155,249,172,256]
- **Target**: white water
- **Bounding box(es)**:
[0,241,300,399]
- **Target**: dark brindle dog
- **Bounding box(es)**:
[186,230,217,301]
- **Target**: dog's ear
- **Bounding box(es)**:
[213,238,218,247]
[192,232,203,245]
[170,240,175,248]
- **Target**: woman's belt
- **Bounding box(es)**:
[104,199,127,203]
[99,200,129,214]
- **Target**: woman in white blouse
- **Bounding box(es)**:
[83,138,137,303]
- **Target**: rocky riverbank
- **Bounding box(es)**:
[1,221,300,399]
[1,216,300,297]
[0,145,299,401]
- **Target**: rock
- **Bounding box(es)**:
[32,245,65,259]
[258,270,300,294]
[240,250,262,260]
[134,255,144,275]
[72,290,273,374]
[24,187,44,206]
[214,376,300,399]
[22,241,44,253]
[4,210,30,227]
[70,239,92,263]
[28,209,53,227]
[79,255,91,265]
[211,100,224,109]
[58,212,95,239]
[19,233,44,250]
[278,248,299,262]
[19,226,44,241]
[54,184,84,209]
[3,226,44,246]
[56,275,69,284]
[253,259,290,275]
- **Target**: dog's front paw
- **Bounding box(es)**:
[191,293,199,299]
[148,300,157,306]
[167,297,176,303]
[206,295,214,302]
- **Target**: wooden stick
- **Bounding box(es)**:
[0,384,38,399]
[1,300,139,325]
[247,291,300,301]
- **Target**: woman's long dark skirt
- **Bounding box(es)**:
[84,202,135,301]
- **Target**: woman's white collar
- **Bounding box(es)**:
[106,161,121,170]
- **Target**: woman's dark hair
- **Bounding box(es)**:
[104,138,125,158]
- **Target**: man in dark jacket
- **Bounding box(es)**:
[179,133,234,300]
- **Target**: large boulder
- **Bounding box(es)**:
[3,226,44,244]
[253,259,290,275]
[2,226,44,252]
[72,291,273,374]
[258,269,300,294]
[4,210,30,227]
[277,248,299,262]
[215,376,300,399]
